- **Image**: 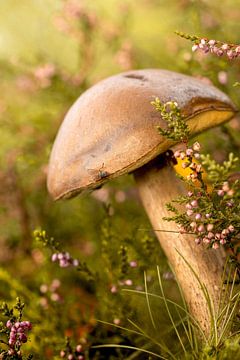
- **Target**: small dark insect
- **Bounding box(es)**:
[87,163,109,181]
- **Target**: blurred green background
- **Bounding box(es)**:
[0,0,240,358]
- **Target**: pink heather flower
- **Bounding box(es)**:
[193,142,200,151]
[222,229,229,236]
[187,209,194,216]
[222,182,229,192]
[76,344,83,352]
[51,253,58,262]
[192,44,199,52]
[182,162,188,169]
[215,233,221,240]
[194,152,200,159]
[180,152,186,160]
[68,355,74,360]
[235,46,240,53]
[186,203,192,210]
[203,237,210,244]
[198,224,205,233]
[190,162,197,169]
[212,46,219,54]
[60,351,66,358]
[110,285,117,293]
[227,200,234,207]
[73,259,79,267]
[222,44,229,51]
[174,150,181,158]
[207,232,214,239]
[228,225,235,232]
[217,49,224,56]
[220,239,227,245]
[205,213,212,218]
[227,50,234,59]
[6,320,12,328]
[208,39,216,46]
[125,279,133,286]
[212,242,219,249]
[218,71,228,85]
[188,191,193,197]
[217,189,225,196]
[191,200,198,208]
[114,318,121,325]
[207,224,214,231]
[195,213,202,220]
[195,238,202,244]
[186,148,193,156]
[130,261,138,268]
[227,189,234,196]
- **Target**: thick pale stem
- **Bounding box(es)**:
[134,162,225,334]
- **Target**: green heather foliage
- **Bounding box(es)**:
[0,0,240,359]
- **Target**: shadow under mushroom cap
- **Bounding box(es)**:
[47,69,236,200]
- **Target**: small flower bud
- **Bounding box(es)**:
[187,209,194,216]
[192,44,199,52]
[186,148,193,156]
[195,237,202,244]
[192,142,201,151]
[51,253,58,262]
[197,224,205,232]
[180,152,185,160]
[125,279,133,286]
[203,237,210,244]
[212,242,219,249]
[187,191,193,197]
[228,225,235,232]
[222,44,229,51]
[76,344,83,352]
[207,232,214,240]
[60,350,66,358]
[208,39,216,46]
[195,213,202,220]
[217,190,225,197]
[205,213,212,219]
[207,224,214,231]
[191,200,198,208]
[130,261,138,268]
[174,150,180,158]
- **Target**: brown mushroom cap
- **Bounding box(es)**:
[47,69,236,200]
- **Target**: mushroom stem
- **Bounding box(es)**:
[134,159,225,334]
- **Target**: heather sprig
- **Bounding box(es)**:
[59,337,85,360]
[33,229,95,282]
[0,298,33,359]
[176,31,240,60]
[151,98,190,142]
[153,99,240,276]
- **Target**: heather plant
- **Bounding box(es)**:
[0,298,33,359]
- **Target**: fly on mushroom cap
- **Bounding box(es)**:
[47,69,236,200]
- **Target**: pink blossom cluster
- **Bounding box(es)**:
[6,320,32,348]
[51,252,79,268]
[60,344,84,359]
[39,279,62,308]
[192,38,240,59]
[183,189,235,249]
[174,142,202,182]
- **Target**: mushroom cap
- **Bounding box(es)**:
[47,69,236,200]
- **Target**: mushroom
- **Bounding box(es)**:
[47,69,236,333]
